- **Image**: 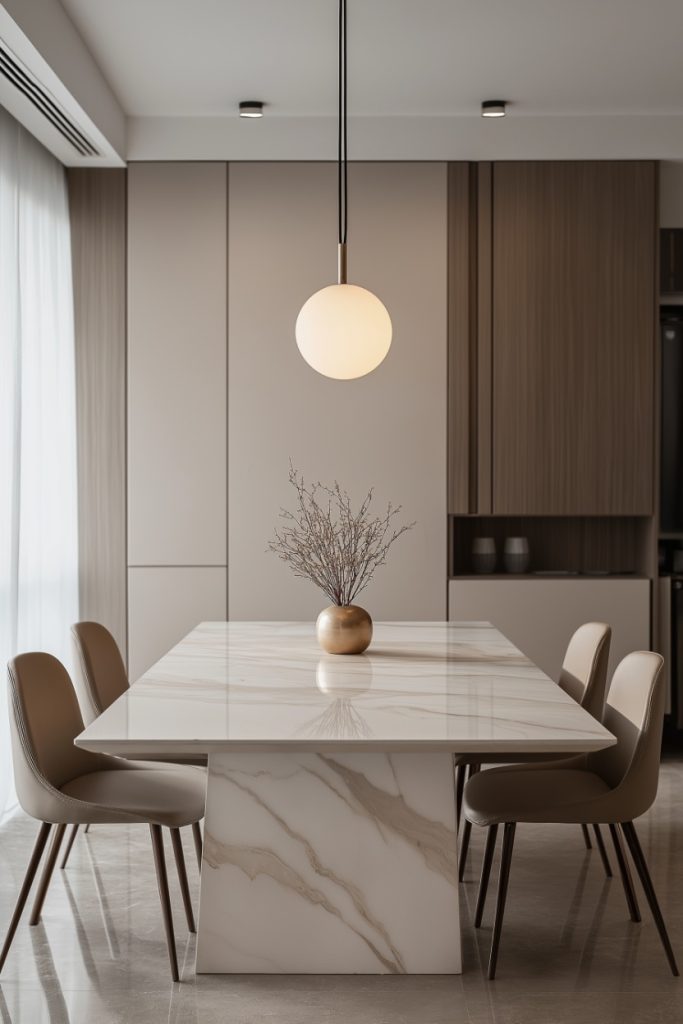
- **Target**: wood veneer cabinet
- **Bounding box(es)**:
[449,161,657,516]
[492,161,656,514]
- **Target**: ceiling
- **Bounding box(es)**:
[60,0,683,119]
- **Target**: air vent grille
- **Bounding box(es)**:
[0,40,99,157]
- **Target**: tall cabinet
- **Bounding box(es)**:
[450,160,656,517]
[127,164,227,680]
[491,161,655,515]
[449,160,658,676]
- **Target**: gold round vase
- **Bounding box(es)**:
[316,605,373,655]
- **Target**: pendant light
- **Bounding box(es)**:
[295,0,392,380]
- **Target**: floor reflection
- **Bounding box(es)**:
[1,762,682,1023]
[30,928,71,1024]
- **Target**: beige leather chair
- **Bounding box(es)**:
[1,653,206,982]
[463,651,678,980]
[457,623,612,880]
[61,621,207,870]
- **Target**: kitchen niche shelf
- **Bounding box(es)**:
[449,515,654,579]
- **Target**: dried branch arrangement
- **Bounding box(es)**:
[268,466,415,607]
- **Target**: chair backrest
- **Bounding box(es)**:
[71,621,129,724]
[8,653,104,822]
[558,622,611,719]
[588,650,665,819]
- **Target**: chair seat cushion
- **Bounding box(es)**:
[463,767,612,827]
[60,766,206,828]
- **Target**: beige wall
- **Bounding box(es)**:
[228,162,448,620]
[127,162,227,567]
[125,160,448,658]
[128,567,226,682]
[127,163,227,674]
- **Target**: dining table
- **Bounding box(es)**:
[75,620,615,975]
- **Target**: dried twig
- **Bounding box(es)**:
[267,465,415,606]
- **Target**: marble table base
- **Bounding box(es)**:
[196,751,460,974]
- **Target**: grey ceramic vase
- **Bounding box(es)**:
[504,537,530,574]
[472,537,496,574]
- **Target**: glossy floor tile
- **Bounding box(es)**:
[1,758,682,1023]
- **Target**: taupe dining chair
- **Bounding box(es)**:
[457,622,612,880]
[1,653,206,982]
[61,621,207,870]
[463,650,678,980]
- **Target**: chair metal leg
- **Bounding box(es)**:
[475,824,499,928]
[60,824,79,870]
[592,824,612,878]
[458,764,480,880]
[459,820,473,883]
[29,824,66,926]
[0,822,52,972]
[621,820,679,976]
[455,762,466,831]
[149,824,180,982]
[581,823,593,849]
[488,821,516,981]
[169,828,195,934]
[608,823,641,923]
[191,821,203,872]
[84,824,91,834]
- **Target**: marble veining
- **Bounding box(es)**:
[76,621,615,755]
[73,621,615,976]
[196,751,460,974]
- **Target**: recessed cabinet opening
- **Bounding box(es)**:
[450,515,652,579]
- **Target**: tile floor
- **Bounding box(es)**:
[1,759,682,1023]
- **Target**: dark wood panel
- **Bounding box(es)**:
[476,163,493,513]
[447,163,473,513]
[68,169,127,659]
[491,161,656,515]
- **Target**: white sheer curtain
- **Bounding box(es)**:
[0,108,79,824]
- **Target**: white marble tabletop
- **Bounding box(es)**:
[75,621,615,756]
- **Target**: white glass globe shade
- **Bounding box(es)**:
[296,283,392,380]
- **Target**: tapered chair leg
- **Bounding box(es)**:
[29,824,66,926]
[169,828,195,934]
[191,822,202,872]
[455,762,466,832]
[459,820,473,883]
[60,824,79,870]
[488,821,516,981]
[458,764,480,880]
[581,823,593,849]
[592,824,612,877]
[608,823,641,923]
[621,821,679,976]
[84,824,91,834]
[149,824,180,982]
[474,824,498,928]
[0,822,52,972]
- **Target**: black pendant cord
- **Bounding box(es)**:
[338,0,347,249]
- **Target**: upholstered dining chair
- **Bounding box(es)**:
[463,650,678,980]
[1,652,206,982]
[457,622,612,880]
[60,621,207,871]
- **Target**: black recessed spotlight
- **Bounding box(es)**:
[239,101,264,118]
[481,100,506,118]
